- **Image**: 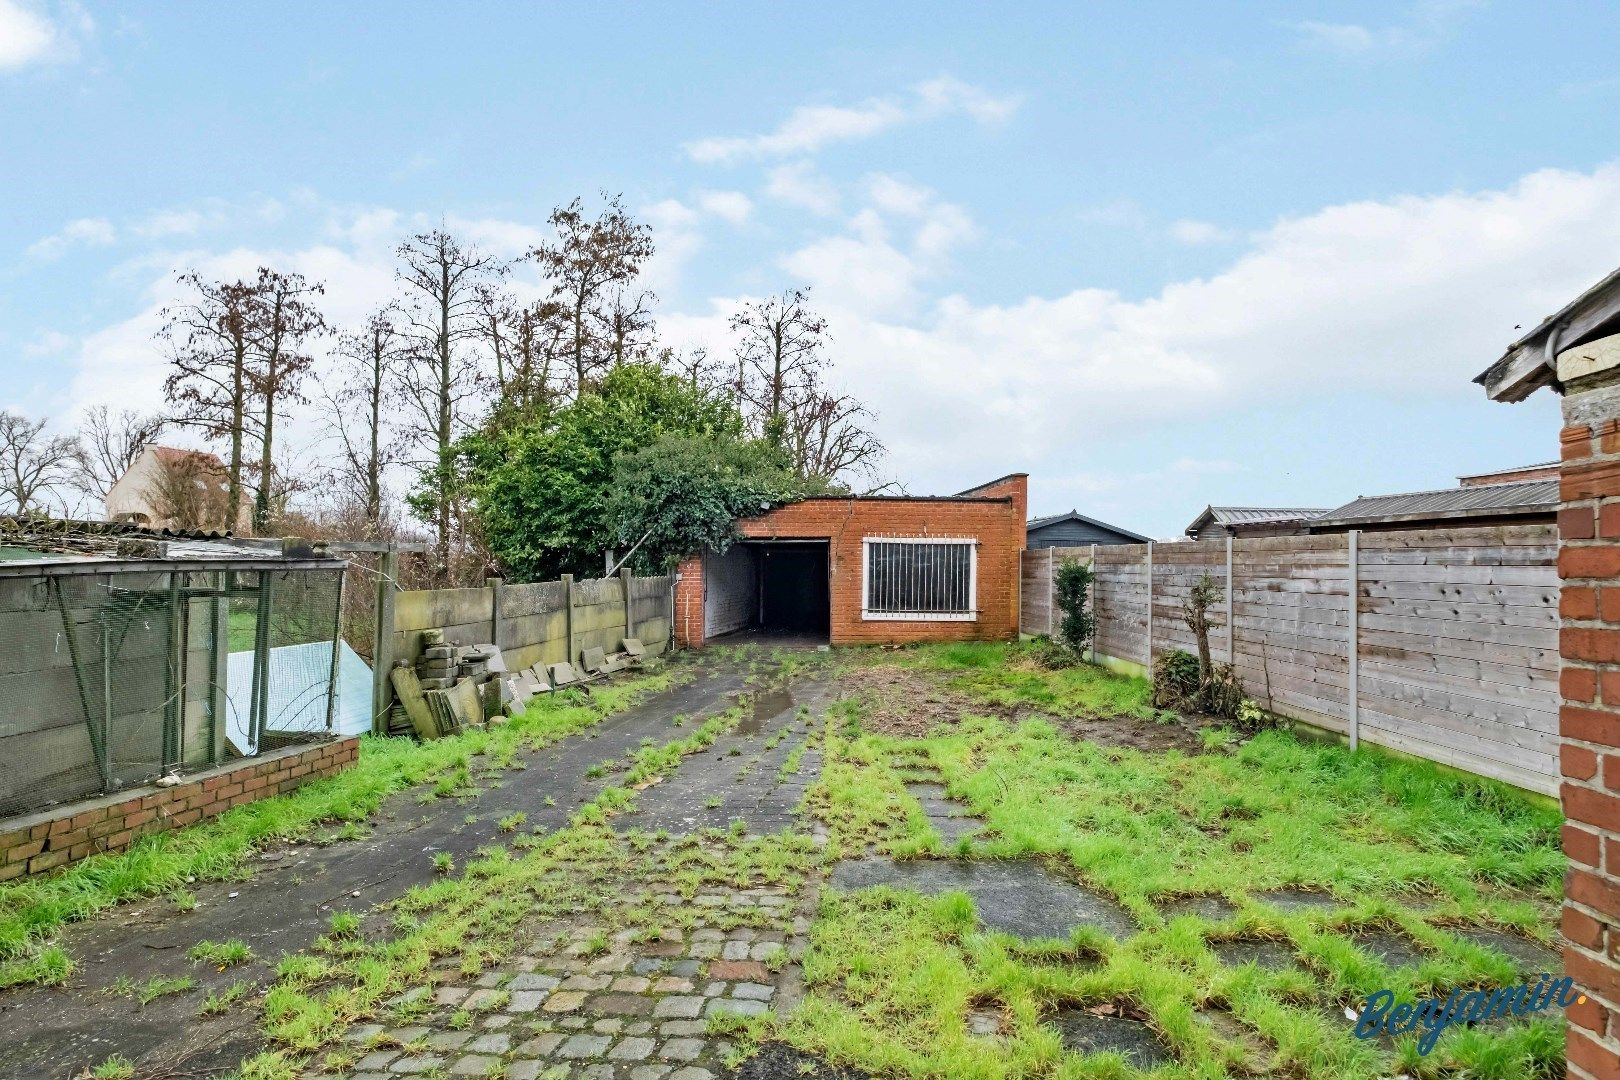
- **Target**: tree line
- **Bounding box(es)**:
[0,194,885,585]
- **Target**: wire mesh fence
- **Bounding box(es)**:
[0,564,345,819]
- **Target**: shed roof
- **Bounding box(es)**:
[1183,506,1329,536]
[0,516,342,574]
[1309,477,1556,529]
[1026,509,1152,543]
[1475,266,1620,402]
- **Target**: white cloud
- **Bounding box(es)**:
[1168,219,1234,245]
[1291,0,1481,58]
[695,190,753,225]
[684,77,1020,164]
[0,0,91,71]
[26,216,115,259]
[765,162,841,216]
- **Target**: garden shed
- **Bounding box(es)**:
[673,473,1028,647]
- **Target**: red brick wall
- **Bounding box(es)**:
[0,738,358,882]
[1559,416,1620,1079]
[674,475,1028,647]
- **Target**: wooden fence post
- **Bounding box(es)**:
[487,576,504,648]
[371,547,397,734]
[1144,541,1155,669]
[1225,536,1235,664]
[620,567,634,641]
[1348,530,1359,751]
[562,574,576,664]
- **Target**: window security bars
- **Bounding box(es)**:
[861,537,977,621]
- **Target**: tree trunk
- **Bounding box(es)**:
[437,262,453,580]
[228,337,245,531]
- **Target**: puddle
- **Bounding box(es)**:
[737,686,794,735]
[1456,928,1561,976]
[1051,1006,1172,1068]
[906,781,983,844]
[830,858,1135,940]
[1210,936,1298,970]
[1256,887,1345,913]
[1349,928,1425,969]
[1158,894,1238,922]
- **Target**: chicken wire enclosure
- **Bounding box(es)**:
[0,561,346,820]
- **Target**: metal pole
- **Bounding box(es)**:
[1225,536,1235,664]
[1348,530,1360,751]
[251,571,273,751]
[323,569,346,737]
[372,547,398,734]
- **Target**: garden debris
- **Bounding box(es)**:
[839,663,1006,736]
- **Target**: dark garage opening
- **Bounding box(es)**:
[703,540,829,643]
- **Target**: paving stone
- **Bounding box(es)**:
[593,1018,625,1034]
[448,1054,497,1076]
[688,942,720,959]
[612,975,652,992]
[706,960,768,982]
[726,929,756,942]
[390,1057,447,1075]
[385,1027,431,1044]
[435,987,471,1006]
[670,960,701,977]
[592,992,654,1016]
[691,929,724,941]
[510,973,561,991]
[587,953,633,973]
[466,1033,511,1054]
[508,990,548,1013]
[632,959,667,975]
[659,1038,704,1061]
[559,1015,589,1029]
[515,1033,565,1057]
[701,981,727,997]
[721,941,751,960]
[346,1023,386,1044]
[482,1014,513,1029]
[610,1036,659,1061]
[626,1020,653,1035]
[426,1032,473,1051]
[507,1064,545,1080]
[705,998,767,1018]
[558,1033,613,1058]
[660,1020,707,1036]
[733,982,775,1001]
[559,973,614,991]
[654,995,705,1019]
[652,976,695,993]
[748,943,780,961]
[354,1051,399,1070]
[543,990,588,1013]
[630,1067,673,1080]
[475,972,506,988]
[464,989,505,1010]
[668,1068,716,1080]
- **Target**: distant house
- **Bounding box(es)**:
[1183,506,1329,540]
[1307,463,1556,533]
[1025,510,1151,549]
[105,446,247,532]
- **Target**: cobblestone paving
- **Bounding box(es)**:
[338,886,810,1079]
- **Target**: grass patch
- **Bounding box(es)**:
[0,665,683,988]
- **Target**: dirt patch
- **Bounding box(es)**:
[1049,711,1209,754]
[1050,1002,1173,1068]
[1209,936,1299,970]
[730,1042,873,1079]
[841,664,1009,736]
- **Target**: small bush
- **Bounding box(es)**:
[1151,649,1202,710]
[1053,559,1095,654]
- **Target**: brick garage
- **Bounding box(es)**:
[1477,269,1620,1078]
[0,737,357,881]
[674,473,1027,647]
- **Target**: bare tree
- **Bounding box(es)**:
[144,449,231,530]
[394,230,504,576]
[779,377,887,489]
[0,412,80,515]
[75,405,165,501]
[529,194,655,393]
[729,287,829,437]
[597,286,657,369]
[505,299,570,412]
[247,268,327,533]
[325,307,404,528]
[159,272,260,528]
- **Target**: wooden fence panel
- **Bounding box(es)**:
[1016,524,1558,795]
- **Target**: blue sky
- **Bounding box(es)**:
[3,0,1617,536]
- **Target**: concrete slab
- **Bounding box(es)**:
[1050,1006,1172,1068]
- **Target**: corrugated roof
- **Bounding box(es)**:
[1312,478,1556,526]
[1207,507,1330,526]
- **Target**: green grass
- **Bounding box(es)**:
[0,665,684,989]
[109,973,198,1006]
[780,642,1565,1079]
[189,938,255,968]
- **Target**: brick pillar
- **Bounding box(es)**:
[673,555,705,649]
[1558,376,1620,1079]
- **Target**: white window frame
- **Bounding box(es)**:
[860,536,978,622]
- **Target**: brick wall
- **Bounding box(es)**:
[0,737,358,882]
[675,475,1028,648]
[1559,405,1620,1079]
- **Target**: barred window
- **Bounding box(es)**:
[861,538,976,621]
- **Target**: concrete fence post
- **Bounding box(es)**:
[1046,547,1055,636]
[620,567,634,641]
[1089,543,1099,664]
[1225,536,1235,665]
[1347,530,1359,752]
[1144,541,1155,669]
[371,547,397,734]
[562,574,576,665]
[487,575,505,648]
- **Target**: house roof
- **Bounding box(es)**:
[1026,509,1152,543]
[1184,505,1329,536]
[1475,266,1620,402]
[1309,477,1556,529]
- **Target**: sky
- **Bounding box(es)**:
[2,0,1617,538]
